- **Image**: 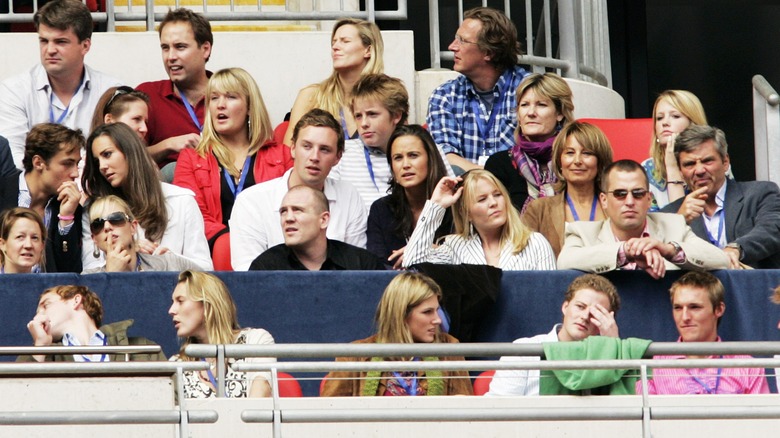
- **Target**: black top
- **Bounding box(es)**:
[483,150,529,212]
[248,239,386,271]
[219,153,258,227]
[367,195,454,261]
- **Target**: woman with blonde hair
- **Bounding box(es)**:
[403,170,556,270]
[169,270,276,398]
[0,207,45,274]
[522,121,613,257]
[485,73,575,211]
[173,68,292,251]
[643,90,707,210]
[283,18,384,146]
[321,272,473,396]
[82,196,200,273]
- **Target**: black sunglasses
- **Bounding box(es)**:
[606,189,649,200]
[90,212,131,233]
[103,86,135,113]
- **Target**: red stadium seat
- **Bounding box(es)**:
[277,371,303,397]
[274,121,289,145]
[472,370,495,396]
[211,233,233,271]
[578,118,653,163]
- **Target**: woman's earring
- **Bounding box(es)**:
[555,120,563,132]
[92,245,101,259]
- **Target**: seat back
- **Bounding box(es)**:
[277,371,303,397]
[211,233,233,271]
[578,118,653,164]
[472,370,495,396]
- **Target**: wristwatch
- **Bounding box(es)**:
[668,241,682,257]
[725,242,743,260]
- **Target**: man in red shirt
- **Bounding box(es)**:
[136,8,212,171]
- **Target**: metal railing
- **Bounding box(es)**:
[0,357,217,437]
[752,74,780,184]
[198,342,780,438]
[428,0,612,86]
[0,0,408,31]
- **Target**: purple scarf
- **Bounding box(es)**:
[512,136,558,211]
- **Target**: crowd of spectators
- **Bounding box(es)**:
[1,1,779,401]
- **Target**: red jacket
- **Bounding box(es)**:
[173,141,293,240]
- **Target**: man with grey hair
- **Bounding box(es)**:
[662,125,780,269]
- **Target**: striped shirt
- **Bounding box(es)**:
[330,138,456,209]
[402,200,556,270]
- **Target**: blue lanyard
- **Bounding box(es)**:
[176,86,203,132]
[469,70,512,154]
[49,76,85,124]
[705,209,725,248]
[565,193,599,221]
[339,108,359,140]
[224,156,252,197]
[688,366,722,394]
[362,146,379,191]
[81,335,108,363]
[201,358,221,394]
[391,371,419,396]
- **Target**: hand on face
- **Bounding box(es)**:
[431,176,463,209]
[27,313,53,346]
[588,303,619,338]
[56,181,80,218]
[104,236,134,272]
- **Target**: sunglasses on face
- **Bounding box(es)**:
[606,189,649,200]
[90,212,131,233]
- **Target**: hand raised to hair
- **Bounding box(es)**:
[430,176,463,210]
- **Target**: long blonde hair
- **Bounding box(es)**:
[175,270,241,361]
[198,68,274,179]
[374,272,444,344]
[312,18,384,119]
[453,170,532,254]
[649,90,707,183]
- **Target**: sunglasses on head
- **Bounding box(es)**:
[607,188,649,200]
[103,86,135,113]
[90,211,131,233]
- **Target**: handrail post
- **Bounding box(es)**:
[271,367,281,438]
[640,364,651,438]
[176,367,189,438]
[428,0,441,69]
[145,0,155,31]
[752,74,780,184]
[557,0,580,78]
[216,344,226,398]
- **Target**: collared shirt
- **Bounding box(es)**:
[136,75,210,167]
[17,172,72,236]
[248,239,385,271]
[230,169,368,271]
[427,66,530,164]
[62,330,109,363]
[637,337,770,395]
[486,324,561,397]
[0,64,121,169]
[702,181,728,248]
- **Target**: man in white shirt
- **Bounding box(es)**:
[0,0,121,169]
[485,274,620,396]
[22,285,165,363]
[230,109,367,271]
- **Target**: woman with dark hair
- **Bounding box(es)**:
[91,86,150,140]
[367,125,452,267]
[0,207,45,274]
[321,271,473,396]
[81,123,212,271]
[484,73,575,212]
[403,170,556,270]
[169,270,275,398]
[522,121,613,257]
[283,18,384,146]
[173,68,291,252]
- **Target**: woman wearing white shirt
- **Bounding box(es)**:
[81,123,212,270]
[403,170,556,270]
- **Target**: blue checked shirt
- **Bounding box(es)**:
[426,66,530,164]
